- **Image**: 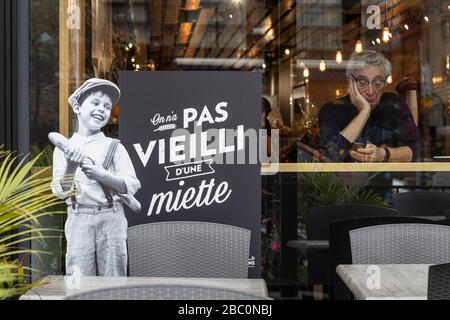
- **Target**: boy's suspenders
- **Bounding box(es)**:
[71,139,120,209]
[101,139,120,208]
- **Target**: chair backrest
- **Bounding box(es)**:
[392,191,450,216]
[127,221,251,278]
[428,263,450,300]
[350,224,450,264]
[64,284,272,300]
[303,205,397,288]
[329,216,443,300]
[305,204,398,240]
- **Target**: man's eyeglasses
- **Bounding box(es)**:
[349,74,386,90]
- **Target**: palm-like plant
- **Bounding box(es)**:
[298,172,387,218]
[0,145,64,299]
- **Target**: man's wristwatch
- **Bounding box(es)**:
[382,147,390,162]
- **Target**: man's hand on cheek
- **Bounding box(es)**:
[350,143,384,162]
[81,163,109,183]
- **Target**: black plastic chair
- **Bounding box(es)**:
[329,216,446,300]
[392,191,450,217]
[428,263,450,300]
[288,204,398,298]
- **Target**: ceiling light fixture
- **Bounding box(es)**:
[336,49,343,64]
[382,23,390,43]
[303,66,309,78]
[319,59,326,72]
[355,40,363,53]
[382,0,390,43]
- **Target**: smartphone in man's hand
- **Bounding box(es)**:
[351,142,366,151]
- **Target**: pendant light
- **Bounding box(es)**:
[355,40,363,53]
[354,3,363,53]
[303,66,310,78]
[382,0,390,43]
[319,51,326,72]
[335,49,343,64]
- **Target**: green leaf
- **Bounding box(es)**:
[0,146,64,299]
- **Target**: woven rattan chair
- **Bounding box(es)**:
[63,284,272,300]
[288,204,398,295]
[350,224,450,264]
[428,263,450,300]
[127,221,251,278]
[329,216,440,300]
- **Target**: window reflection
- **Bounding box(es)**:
[28,0,450,297]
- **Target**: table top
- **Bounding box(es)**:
[336,264,430,300]
[20,276,269,300]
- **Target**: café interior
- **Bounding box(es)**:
[27,0,450,299]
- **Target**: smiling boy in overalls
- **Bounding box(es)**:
[51,78,141,276]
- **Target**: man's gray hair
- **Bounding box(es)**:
[346,50,392,78]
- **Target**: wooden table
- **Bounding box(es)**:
[19,276,269,300]
[336,264,431,300]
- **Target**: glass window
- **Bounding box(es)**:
[28,0,450,298]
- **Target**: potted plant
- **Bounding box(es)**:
[298,171,387,220]
[0,146,64,299]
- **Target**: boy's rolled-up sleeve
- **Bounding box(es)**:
[113,143,141,199]
[51,148,74,200]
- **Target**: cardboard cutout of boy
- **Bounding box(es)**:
[50,78,141,276]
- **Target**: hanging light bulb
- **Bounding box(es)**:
[303,66,309,78]
[387,75,393,84]
[382,22,390,43]
[404,24,409,30]
[335,49,343,64]
[319,51,326,72]
[355,40,363,53]
[382,0,390,44]
[319,58,326,72]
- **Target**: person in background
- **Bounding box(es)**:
[318,50,423,162]
[262,97,294,160]
[262,97,273,156]
[395,76,420,127]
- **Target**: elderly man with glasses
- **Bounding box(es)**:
[318,50,422,162]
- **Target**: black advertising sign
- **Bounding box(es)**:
[119,71,261,277]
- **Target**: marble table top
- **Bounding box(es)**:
[336,264,431,300]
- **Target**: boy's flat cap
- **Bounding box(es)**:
[68,78,121,109]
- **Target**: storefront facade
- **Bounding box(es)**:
[2,0,450,298]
